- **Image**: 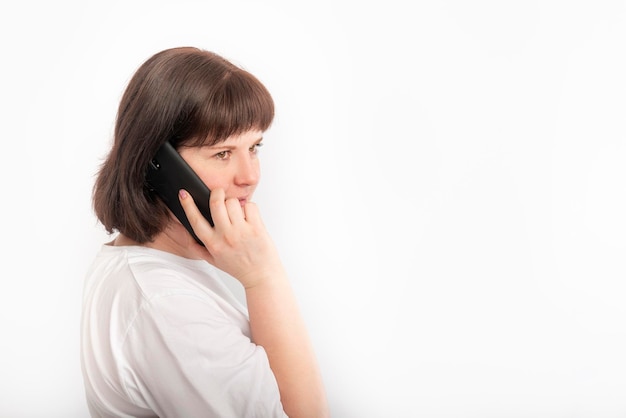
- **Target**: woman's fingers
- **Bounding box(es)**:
[225,198,246,224]
[242,202,262,226]
[208,188,229,227]
[178,189,214,243]
[182,187,246,236]
[208,188,247,226]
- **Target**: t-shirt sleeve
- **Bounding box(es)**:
[119,293,287,418]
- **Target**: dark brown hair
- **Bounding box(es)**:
[93,47,275,242]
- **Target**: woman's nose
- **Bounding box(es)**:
[234,155,260,186]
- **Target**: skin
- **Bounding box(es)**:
[114,130,329,417]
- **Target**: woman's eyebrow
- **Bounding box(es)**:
[208,137,264,150]
[208,144,237,150]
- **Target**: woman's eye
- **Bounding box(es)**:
[250,143,263,154]
[215,151,230,160]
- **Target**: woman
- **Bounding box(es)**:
[81,46,328,417]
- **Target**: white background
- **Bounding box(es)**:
[1,1,625,417]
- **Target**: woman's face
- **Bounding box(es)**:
[178,129,264,206]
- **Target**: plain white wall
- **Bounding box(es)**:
[1,1,625,417]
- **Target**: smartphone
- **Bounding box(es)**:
[146,141,213,245]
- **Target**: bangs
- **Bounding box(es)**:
[183,68,275,147]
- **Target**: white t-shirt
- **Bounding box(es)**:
[81,244,287,418]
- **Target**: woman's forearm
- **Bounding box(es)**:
[246,270,329,418]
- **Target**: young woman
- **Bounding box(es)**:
[81,46,328,418]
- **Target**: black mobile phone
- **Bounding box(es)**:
[146,141,213,245]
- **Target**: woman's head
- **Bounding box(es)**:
[93,47,274,243]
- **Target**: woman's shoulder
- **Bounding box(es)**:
[85,243,248,333]
[93,243,222,298]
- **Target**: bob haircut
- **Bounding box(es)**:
[93,47,275,243]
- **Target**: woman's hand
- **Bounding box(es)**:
[178,188,283,289]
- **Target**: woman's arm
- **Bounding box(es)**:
[245,265,328,418]
[179,188,329,417]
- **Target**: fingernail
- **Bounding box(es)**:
[179,190,188,199]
